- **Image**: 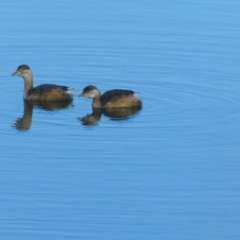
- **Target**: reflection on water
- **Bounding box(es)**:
[13,99,73,131]
[79,108,102,126]
[78,106,142,126]
[13,101,33,131]
[30,99,73,111]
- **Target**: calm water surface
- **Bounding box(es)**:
[1,0,240,239]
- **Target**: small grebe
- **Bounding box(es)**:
[12,64,73,101]
[79,85,142,108]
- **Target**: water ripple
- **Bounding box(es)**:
[139,81,240,128]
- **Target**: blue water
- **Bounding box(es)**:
[1,0,240,239]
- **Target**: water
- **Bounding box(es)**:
[1,0,240,239]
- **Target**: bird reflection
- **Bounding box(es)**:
[13,99,73,131]
[78,108,102,126]
[29,99,73,111]
[78,106,142,126]
[13,100,33,131]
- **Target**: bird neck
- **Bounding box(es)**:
[92,90,102,108]
[22,73,33,98]
[92,98,102,108]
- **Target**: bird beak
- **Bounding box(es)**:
[11,71,19,76]
[78,93,84,97]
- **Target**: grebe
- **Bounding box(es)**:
[79,85,142,108]
[12,64,73,101]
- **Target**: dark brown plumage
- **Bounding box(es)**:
[12,64,73,101]
[79,85,142,108]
